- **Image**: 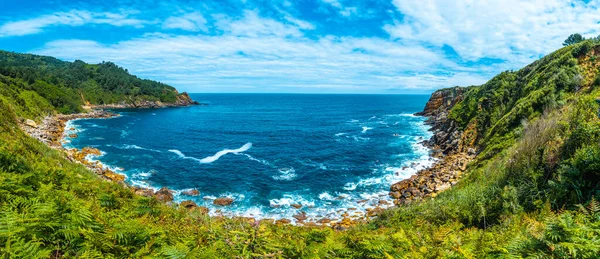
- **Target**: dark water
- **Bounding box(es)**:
[64,94,434,221]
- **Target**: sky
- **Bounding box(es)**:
[1,0,600,94]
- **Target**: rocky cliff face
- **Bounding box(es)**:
[389,87,475,204]
[417,87,471,155]
[89,90,200,109]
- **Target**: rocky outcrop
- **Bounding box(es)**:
[213,197,234,206]
[180,200,198,209]
[155,187,174,202]
[181,189,200,196]
[416,86,468,155]
[390,87,475,204]
[89,91,201,109]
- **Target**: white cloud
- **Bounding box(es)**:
[385,0,600,63]
[34,11,477,93]
[162,12,208,32]
[0,10,149,37]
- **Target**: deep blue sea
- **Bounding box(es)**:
[63,94,434,222]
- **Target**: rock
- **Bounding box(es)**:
[378,200,390,205]
[317,218,331,224]
[291,204,302,209]
[135,188,154,197]
[154,187,174,202]
[81,147,102,156]
[180,200,198,209]
[197,206,209,214]
[213,197,234,206]
[276,219,291,225]
[181,189,200,196]
[103,170,125,182]
[366,207,385,217]
[25,119,38,128]
[293,212,308,222]
[69,127,75,131]
[69,133,78,138]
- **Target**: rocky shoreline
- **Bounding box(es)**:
[389,86,475,204]
[19,89,475,229]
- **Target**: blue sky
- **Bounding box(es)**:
[1,0,599,94]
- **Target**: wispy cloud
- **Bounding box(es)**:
[2,0,600,93]
[0,10,149,37]
[34,11,472,93]
[162,12,208,32]
[385,0,600,63]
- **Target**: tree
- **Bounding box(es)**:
[563,33,585,46]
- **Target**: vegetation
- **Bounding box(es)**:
[0,51,180,114]
[1,38,600,258]
[564,33,585,46]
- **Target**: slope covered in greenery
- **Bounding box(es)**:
[1,41,600,258]
[0,51,183,114]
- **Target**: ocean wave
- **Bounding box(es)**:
[243,154,275,168]
[273,167,297,181]
[269,194,315,208]
[334,132,347,137]
[168,149,202,163]
[361,126,373,133]
[199,143,253,164]
[114,144,161,153]
[343,182,358,191]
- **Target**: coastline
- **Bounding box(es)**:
[389,87,474,204]
[19,92,465,228]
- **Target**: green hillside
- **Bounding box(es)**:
[0,50,185,115]
[1,40,600,258]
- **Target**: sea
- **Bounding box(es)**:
[63,94,435,223]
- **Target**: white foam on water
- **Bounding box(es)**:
[273,167,297,181]
[117,144,161,153]
[334,132,347,137]
[168,149,202,163]
[199,143,252,164]
[243,154,275,168]
[269,194,316,208]
[343,182,358,191]
[318,192,335,201]
[361,126,373,133]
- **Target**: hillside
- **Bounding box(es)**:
[0,50,197,118]
[1,40,600,258]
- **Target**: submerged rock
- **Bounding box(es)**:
[182,189,200,196]
[213,197,234,206]
[291,204,302,209]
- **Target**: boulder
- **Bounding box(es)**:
[291,204,302,209]
[293,212,307,222]
[196,206,209,214]
[213,197,234,206]
[135,188,154,197]
[69,134,78,138]
[181,189,200,196]
[317,218,331,224]
[366,207,385,217]
[276,219,291,225]
[154,187,174,202]
[180,200,198,209]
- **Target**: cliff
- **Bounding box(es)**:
[389,87,474,204]
[88,90,200,109]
